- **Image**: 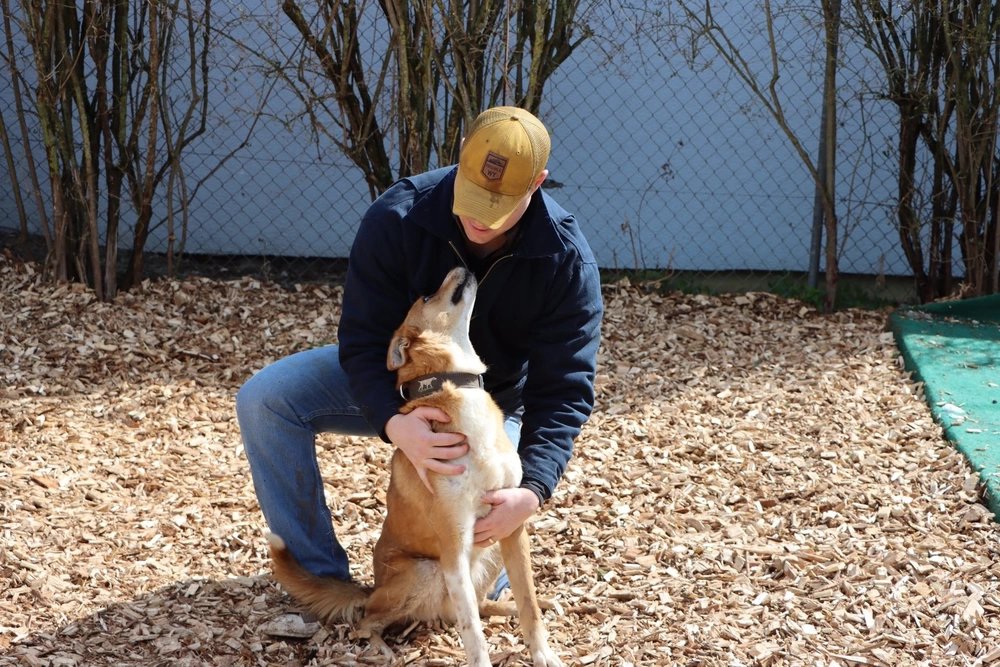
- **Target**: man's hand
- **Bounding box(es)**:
[386,407,469,493]
[473,487,540,547]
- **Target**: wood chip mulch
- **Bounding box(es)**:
[2,252,999,666]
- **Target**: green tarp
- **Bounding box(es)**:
[889,294,1000,518]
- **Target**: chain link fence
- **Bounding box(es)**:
[0,3,938,301]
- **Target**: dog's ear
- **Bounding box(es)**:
[387,334,410,370]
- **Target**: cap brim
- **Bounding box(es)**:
[453,171,521,229]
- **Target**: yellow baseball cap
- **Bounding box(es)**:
[453,106,550,229]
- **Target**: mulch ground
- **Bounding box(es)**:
[2,251,999,666]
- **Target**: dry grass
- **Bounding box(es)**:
[2,252,999,667]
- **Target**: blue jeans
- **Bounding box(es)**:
[236,345,522,580]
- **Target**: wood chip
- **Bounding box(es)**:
[3,255,1000,664]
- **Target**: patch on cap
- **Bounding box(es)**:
[481,152,508,181]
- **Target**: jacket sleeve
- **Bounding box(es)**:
[337,189,413,440]
[518,259,604,502]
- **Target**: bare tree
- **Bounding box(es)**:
[944,1,1000,295]
[629,1,844,311]
[253,0,594,199]
[2,0,49,245]
[2,0,215,299]
[846,0,999,301]
[810,0,842,293]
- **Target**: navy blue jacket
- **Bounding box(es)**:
[338,166,603,502]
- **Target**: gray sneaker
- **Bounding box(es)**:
[260,612,321,638]
[489,569,510,601]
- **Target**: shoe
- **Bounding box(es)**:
[260,612,320,638]
[489,569,510,601]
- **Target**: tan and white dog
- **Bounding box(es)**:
[266,266,562,666]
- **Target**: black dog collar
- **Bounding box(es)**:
[400,372,484,400]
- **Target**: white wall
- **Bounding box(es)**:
[0,3,917,275]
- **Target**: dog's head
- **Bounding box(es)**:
[387,267,486,384]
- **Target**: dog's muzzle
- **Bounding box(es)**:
[450,270,477,305]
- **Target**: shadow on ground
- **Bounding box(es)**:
[0,575,378,666]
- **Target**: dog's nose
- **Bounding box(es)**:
[450,268,476,305]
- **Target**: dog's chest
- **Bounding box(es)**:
[436,444,521,503]
[420,390,518,479]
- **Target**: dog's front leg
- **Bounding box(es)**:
[439,527,492,667]
[499,524,563,667]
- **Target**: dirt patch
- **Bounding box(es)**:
[2,253,999,666]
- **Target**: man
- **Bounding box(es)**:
[237,106,603,594]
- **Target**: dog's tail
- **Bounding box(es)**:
[266,532,370,624]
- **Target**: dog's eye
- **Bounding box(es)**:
[422,295,431,303]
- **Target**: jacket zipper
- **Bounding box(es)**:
[480,253,513,284]
[449,241,514,288]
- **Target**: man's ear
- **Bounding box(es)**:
[387,335,410,370]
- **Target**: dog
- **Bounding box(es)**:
[266,266,562,667]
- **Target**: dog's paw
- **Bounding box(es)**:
[352,627,395,660]
[531,645,564,667]
[265,532,287,551]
